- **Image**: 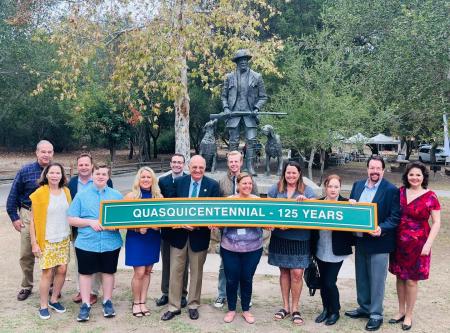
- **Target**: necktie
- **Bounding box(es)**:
[232,176,236,195]
[191,182,198,198]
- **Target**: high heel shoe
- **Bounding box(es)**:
[388,315,405,324]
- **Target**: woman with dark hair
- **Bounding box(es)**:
[311,174,353,326]
[388,162,441,330]
[29,162,72,320]
[221,172,264,324]
[124,167,163,317]
[268,161,316,326]
[220,172,263,324]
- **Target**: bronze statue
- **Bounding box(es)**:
[220,49,268,175]
[261,124,283,176]
[199,119,217,172]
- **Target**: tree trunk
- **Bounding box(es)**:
[318,149,325,186]
[109,139,116,163]
[128,136,134,160]
[307,147,316,181]
[173,1,191,164]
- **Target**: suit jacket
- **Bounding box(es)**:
[221,69,267,128]
[310,196,354,256]
[158,172,186,240]
[164,175,220,252]
[350,178,400,254]
[158,172,186,199]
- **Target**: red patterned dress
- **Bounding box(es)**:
[389,187,440,281]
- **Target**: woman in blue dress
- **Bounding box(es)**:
[125,167,162,317]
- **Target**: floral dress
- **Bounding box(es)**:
[389,187,440,280]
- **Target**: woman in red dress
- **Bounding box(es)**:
[388,162,441,330]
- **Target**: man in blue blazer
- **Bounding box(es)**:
[68,153,113,305]
[161,155,220,321]
[345,155,400,331]
[156,153,188,308]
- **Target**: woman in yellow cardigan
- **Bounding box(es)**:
[30,162,72,320]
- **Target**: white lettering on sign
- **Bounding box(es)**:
[302,209,343,221]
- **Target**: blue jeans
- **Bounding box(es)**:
[217,259,227,298]
[220,247,262,311]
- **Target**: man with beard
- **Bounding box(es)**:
[345,155,400,331]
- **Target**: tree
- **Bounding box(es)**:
[34,0,281,162]
[0,0,75,151]
[321,0,450,155]
[268,36,370,182]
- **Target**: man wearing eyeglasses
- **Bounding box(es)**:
[156,154,188,308]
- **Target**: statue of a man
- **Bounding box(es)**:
[221,49,268,175]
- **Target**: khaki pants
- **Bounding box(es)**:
[19,209,34,290]
[168,242,207,312]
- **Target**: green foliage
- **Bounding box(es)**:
[0,0,75,150]
[267,37,369,155]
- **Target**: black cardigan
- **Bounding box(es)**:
[310,195,354,256]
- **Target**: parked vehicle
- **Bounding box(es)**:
[418,145,448,163]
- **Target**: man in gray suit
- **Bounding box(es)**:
[345,155,400,331]
[221,49,267,175]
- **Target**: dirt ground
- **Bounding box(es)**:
[1,150,450,332]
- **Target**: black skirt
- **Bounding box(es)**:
[268,234,311,269]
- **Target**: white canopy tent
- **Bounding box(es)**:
[367,134,401,155]
[367,133,400,145]
[344,133,368,144]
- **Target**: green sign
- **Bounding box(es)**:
[100,198,377,232]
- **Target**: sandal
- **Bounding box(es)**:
[139,302,150,316]
[274,308,290,320]
[292,311,304,326]
[132,302,143,317]
[242,311,255,324]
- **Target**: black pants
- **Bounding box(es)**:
[317,258,343,314]
[220,247,262,311]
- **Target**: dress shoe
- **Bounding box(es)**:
[181,296,187,308]
[365,318,383,331]
[161,310,181,321]
[401,323,412,331]
[156,295,168,307]
[388,315,405,324]
[72,292,82,303]
[90,294,98,305]
[17,289,32,301]
[315,309,328,323]
[345,309,370,319]
[325,313,340,326]
[188,308,199,320]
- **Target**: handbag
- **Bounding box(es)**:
[304,256,321,296]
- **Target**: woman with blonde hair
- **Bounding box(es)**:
[125,167,163,317]
[30,162,71,320]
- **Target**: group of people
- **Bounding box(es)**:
[6,141,441,331]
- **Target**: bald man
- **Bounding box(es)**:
[161,155,220,321]
[7,140,54,301]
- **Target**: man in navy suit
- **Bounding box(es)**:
[161,155,220,321]
[156,153,188,308]
[345,155,400,331]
